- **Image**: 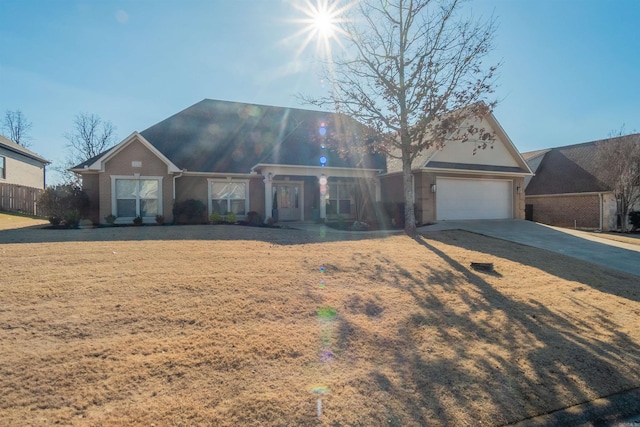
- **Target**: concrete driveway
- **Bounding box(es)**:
[419,219,640,277]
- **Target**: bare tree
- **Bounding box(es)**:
[304,0,499,235]
[2,110,33,147]
[597,128,640,232]
[57,113,117,184]
[66,113,117,162]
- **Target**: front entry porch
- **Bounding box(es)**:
[255,165,382,223]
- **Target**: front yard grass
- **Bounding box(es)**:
[1,224,639,426]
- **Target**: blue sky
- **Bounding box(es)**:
[1,0,639,184]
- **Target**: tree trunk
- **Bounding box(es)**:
[402,150,417,236]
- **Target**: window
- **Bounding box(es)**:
[0,156,5,179]
[113,178,160,218]
[327,182,352,215]
[210,180,248,215]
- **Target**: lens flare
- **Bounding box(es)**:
[286,0,355,60]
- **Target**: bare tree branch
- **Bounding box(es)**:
[2,110,33,148]
[597,128,640,232]
[303,0,500,235]
[58,113,117,185]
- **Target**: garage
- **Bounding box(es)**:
[436,178,513,220]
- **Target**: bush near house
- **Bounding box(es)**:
[38,184,89,228]
[629,211,640,232]
[173,199,207,225]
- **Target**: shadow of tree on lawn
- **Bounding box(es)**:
[332,235,640,426]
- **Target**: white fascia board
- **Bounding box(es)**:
[182,171,257,178]
[252,163,383,176]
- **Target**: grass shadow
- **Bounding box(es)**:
[427,230,640,303]
[0,223,398,246]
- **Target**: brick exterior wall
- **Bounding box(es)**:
[97,139,174,224]
[526,194,600,229]
[381,171,525,224]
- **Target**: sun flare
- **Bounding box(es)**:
[288,0,354,58]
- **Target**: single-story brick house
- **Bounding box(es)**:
[523,134,640,231]
[71,99,532,225]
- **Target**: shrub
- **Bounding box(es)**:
[225,212,237,224]
[173,199,207,224]
[64,210,81,228]
[39,184,89,228]
[266,217,275,226]
[48,216,62,226]
[209,211,223,224]
[104,214,116,225]
[246,211,263,227]
[155,215,165,225]
[629,211,640,231]
[133,215,143,226]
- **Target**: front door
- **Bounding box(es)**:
[274,183,302,221]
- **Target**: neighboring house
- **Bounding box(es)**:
[0,134,49,189]
[523,134,640,231]
[71,99,532,225]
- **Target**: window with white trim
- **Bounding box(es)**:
[209,180,248,216]
[327,182,352,215]
[114,178,160,218]
[0,156,5,179]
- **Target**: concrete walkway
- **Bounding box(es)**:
[418,219,640,277]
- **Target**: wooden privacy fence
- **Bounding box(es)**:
[0,182,43,216]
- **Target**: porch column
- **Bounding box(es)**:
[264,174,273,222]
[319,174,328,220]
[372,177,381,202]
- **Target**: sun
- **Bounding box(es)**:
[287,0,353,58]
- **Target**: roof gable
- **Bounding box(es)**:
[70,132,180,173]
[386,112,531,175]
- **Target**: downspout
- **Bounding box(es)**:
[172,170,184,200]
[598,192,603,231]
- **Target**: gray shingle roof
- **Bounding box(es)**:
[139,99,386,173]
[525,134,640,195]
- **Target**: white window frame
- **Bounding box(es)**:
[207,178,250,218]
[327,181,353,216]
[0,156,5,180]
[110,175,163,224]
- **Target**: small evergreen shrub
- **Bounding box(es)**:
[155,215,165,225]
[209,211,223,224]
[64,210,81,228]
[104,214,116,225]
[133,215,143,226]
[225,212,237,224]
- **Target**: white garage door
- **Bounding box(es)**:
[436,178,512,220]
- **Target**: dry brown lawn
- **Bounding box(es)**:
[1,220,639,426]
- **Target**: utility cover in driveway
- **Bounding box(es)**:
[436,178,512,220]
